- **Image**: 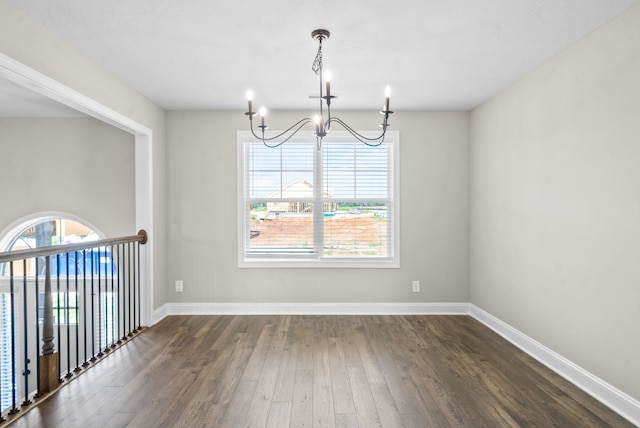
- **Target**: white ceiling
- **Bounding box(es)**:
[3,0,640,114]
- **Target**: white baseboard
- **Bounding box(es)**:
[151,302,168,324]
[152,301,469,323]
[150,301,639,426]
[469,304,640,426]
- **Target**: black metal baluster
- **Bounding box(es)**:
[9,261,19,415]
[90,250,96,362]
[123,243,128,338]
[139,242,143,331]
[132,242,137,333]
[74,251,81,374]
[123,243,129,339]
[137,242,141,331]
[101,245,109,353]
[22,259,31,407]
[55,254,61,382]
[97,246,103,358]
[34,258,41,398]
[127,243,132,337]
[133,242,142,331]
[81,250,89,368]
[65,253,72,379]
[109,244,116,351]
[117,244,124,343]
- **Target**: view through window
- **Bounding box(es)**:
[238,131,399,267]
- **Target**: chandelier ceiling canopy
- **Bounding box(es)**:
[245,29,393,149]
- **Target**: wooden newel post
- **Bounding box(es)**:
[39,255,59,393]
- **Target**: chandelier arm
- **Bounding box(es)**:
[271,121,316,146]
[249,118,314,148]
[249,117,314,142]
[328,117,388,146]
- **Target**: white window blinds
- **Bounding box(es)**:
[238,131,399,268]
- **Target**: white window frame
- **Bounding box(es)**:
[237,130,400,268]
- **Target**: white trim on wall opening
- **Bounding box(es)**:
[0,52,154,326]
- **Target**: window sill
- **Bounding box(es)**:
[238,257,399,269]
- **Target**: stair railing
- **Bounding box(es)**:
[0,230,148,422]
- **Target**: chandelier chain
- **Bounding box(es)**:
[312,37,323,75]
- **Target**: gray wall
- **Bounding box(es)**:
[470,5,640,400]
[166,111,469,303]
[1,0,168,308]
[0,117,135,237]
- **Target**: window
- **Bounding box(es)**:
[0,293,15,410]
[0,216,101,277]
[38,292,78,325]
[237,131,399,268]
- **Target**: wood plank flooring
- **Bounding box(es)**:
[6,315,633,427]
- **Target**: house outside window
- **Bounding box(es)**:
[237,131,399,268]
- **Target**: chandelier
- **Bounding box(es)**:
[244,29,393,149]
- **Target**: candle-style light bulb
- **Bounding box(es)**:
[384,85,391,112]
[259,107,267,127]
[246,90,254,114]
[313,115,321,134]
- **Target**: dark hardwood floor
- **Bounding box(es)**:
[6,315,633,427]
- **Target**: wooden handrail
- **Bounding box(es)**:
[0,229,147,264]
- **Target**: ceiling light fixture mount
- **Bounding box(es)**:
[311,28,330,41]
[245,29,393,149]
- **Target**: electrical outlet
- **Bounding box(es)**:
[412,280,420,292]
[175,280,184,292]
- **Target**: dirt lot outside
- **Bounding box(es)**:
[249,213,388,256]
